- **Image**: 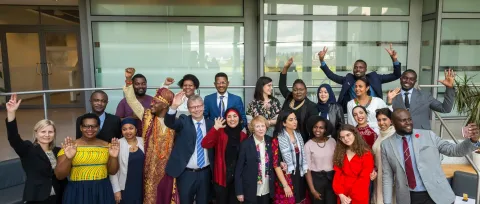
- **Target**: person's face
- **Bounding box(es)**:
[133,77,147,96]
[214,76,229,94]
[354,80,370,97]
[35,125,55,145]
[400,72,417,90]
[312,121,326,138]
[150,98,168,114]
[81,118,99,139]
[188,100,204,119]
[122,124,137,139]
[283,113,298,130]
[90,93,108,113]
[263,82,273,96]
[292,83,307,101]
[353,107,367,125]
[253,121,266,137]
[339,130,355,147]
[318,87,329,103]
[226,111,239,128]
[182,80,196,97]
[353,62,367,78]
[377,114,392,131]
[393,110,413,135]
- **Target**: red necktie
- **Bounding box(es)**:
[402,137,417,189]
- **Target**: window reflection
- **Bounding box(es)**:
[92,22,244,114]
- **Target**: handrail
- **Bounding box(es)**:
[435,111,480,203]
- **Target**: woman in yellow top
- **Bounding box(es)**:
[55,113,120,204]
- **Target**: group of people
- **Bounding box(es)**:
[5,44,480,204]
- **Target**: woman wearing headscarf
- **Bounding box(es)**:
[123,67,179,204]
[202,107,248,204]
[110,118,145,204]
[316,84,344,140]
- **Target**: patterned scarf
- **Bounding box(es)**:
[256,141,269,184]
[278,129,308,176]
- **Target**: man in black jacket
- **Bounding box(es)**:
[76,91,121,142]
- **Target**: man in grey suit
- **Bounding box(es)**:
[381,109,479,204]
[391,69,456,130]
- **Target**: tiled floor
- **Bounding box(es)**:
[0,108,85,161]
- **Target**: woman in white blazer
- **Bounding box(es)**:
[110,118,145,204]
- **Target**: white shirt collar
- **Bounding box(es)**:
[217,92,229,99]
[192,117,205,125]
[401,88,413,95]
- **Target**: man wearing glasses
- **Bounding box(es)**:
[75,91,121,142]
[203,72,247,127]
[165,93,214,204]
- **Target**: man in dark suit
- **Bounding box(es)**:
[165,93,214,204]
[317,44,402,111]
[391,69,456,130]
[76,91,121,142]
[203,72,247,127]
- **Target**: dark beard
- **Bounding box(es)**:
[135,91,146,96]
[396,129,412,136]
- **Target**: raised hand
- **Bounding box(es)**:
[125,67,136,80]
[387,87,401,104]
[282,57,294,74]
[109,138,120,158]
[213,117,226,130]
[385,44,398,62]
[6,93,21,113]
[438,68,455,88]
[164,77,175,86]
[171,92,186,109]
[62,137,77,159]
[317,46,328,62]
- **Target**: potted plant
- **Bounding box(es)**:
[454,73,480,166]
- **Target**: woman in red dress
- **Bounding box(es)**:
[332,124,374,204]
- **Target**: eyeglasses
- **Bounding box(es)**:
[82,125,99,130]
[188,105,203,110]
[215,82,227,85]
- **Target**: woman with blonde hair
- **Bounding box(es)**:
[6,94,66,204]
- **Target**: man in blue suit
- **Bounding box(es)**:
[204,72,247,127]
[317,44,402,112]
[165,93,214,204]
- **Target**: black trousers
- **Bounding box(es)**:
[310,171,336,204]
[27,195,57,204]
[410,191,435,204]
[214,182,238,204]
[244,194,271,204]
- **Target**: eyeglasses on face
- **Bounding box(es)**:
[188,104,203,110]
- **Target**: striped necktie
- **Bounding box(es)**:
[218,96,225,117]
[196,122,205,168]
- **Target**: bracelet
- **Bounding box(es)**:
[125,80,132,85]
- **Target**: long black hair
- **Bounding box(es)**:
[272,110,296,138]
[254,76,273,101]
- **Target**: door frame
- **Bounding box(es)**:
[0,25,84,109]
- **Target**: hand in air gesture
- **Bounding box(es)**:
[213,117,226,130]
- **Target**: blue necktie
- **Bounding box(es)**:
[196,122,205,168]
[218,96,225,117]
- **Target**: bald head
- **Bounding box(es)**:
[392,109,413,136]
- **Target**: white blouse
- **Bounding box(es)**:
[347,97,387,130]
[109,137,144,193]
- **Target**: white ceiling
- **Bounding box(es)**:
[0,0,78,6]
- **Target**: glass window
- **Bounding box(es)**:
[439,19,480,117]
[423,0,436,15]
[264,0,410,16]
[0,6,40,25]
[264,20,408,103]
[443,0,480,13]
[419,20,435,93]
[90,0,243,16]
[92,22,244,114]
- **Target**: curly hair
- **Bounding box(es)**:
[333,124,371,168]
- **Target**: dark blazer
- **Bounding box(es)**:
[320,62,402,111]
[6,119,67,204]
[327,103,344,140]
[75,112,121,142]
[392,87,455,130]
[203,92,247,127]
[164,111,215,178]
[235,136,275,203]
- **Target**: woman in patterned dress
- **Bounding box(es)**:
[246,76,282,136]
[55,113,120,204]
[272,111,309,204]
